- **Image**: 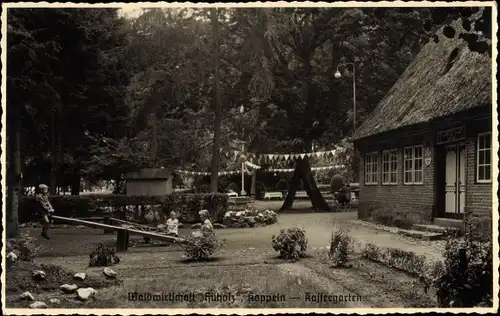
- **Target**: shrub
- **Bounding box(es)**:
[360,243,383,262]
[89,243,120,267]
[432,212,493,307]
[223,208,277,228]
[358,202,414,229]
[271,228,308,261]
[328,227,352,267]
[361,243,428,277]
[183,230,226,261]
[7,232,40,262]
[329,174,345,193]
[20,193,228,224]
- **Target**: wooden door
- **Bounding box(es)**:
[444,143,466,217]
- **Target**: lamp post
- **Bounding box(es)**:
[334,62,356,131]
[239,105,246,196]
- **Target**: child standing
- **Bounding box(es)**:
[35,184,55,239]
[165,211,179,237]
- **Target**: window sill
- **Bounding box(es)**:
[476,180,492,184]
[382,183,398,186]
[365,183,378,186]
[403,183,424,186]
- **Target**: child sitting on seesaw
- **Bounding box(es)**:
[165,211,179,237]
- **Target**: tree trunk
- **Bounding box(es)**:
[6,121,22,238]
[280,166,301,211]
[280,158,331,212]
[150,112,158,163]
[299,158,330,211]
[250,169,257,199]
[71,170,81,195]
[209,7,222,193]
[49,106,57,194]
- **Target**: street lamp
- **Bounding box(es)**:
[239,105,246,196]
[334,62,356,131]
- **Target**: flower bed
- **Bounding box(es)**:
[222,209,277,228]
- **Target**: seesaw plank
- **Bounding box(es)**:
[51,215,185,243]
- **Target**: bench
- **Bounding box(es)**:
[51,215,185,252]
[295,191,308,198]
[264,192,283,200]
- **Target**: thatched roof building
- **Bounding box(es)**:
[352,19,492,141]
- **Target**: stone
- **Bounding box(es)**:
[178,222,184,228]
[19,223,27,228]
[103,267,117,278]
[21,291,35,301]
[76,225,86,229]
[32,270,46,280]
[213,223,226,229]
[29,301,48,308]
[7,252,18,262]
[49,298,61,305]
[73,272,86,281]
[77,287,96,301]
[191,223,202,229]
[60,284,79,293]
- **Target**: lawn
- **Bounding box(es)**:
[6,212,443,310]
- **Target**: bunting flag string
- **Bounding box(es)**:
[263,165,345,173]
[221,147,346,164]
[176,164,345,177]
[176,169,242,176]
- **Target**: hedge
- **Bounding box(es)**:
[20,193,229,224]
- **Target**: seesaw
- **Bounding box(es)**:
[51,215,186,252]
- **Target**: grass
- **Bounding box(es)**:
[300,250,438,308]
[7,212,447,309]
[8,264,358,308]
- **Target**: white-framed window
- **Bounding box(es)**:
[382,149,398,185]
[403,145,424,185]
[477,132,492,183]
[364,152,379,185]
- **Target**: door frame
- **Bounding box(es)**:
[439,142,466,219]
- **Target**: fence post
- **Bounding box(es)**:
[103,216,113,234]
[458,247,468,273]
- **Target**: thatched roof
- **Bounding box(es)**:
[352,19,492,141]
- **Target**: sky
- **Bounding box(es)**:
[118,7,143,19]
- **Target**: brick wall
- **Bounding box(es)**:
[355,109,492,227]
[358,131,435,224]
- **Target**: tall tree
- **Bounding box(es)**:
[210,8,223,192]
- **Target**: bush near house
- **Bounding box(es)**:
[432,212,493,307]
[357,201,415,229]
[19,193,228,224]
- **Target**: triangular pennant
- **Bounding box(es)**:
[269,154,275,161]
[284,154,290,161]
[300,154,306,159]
